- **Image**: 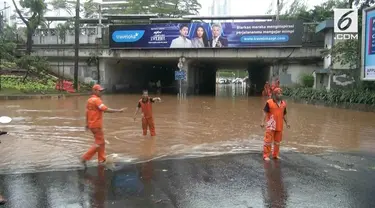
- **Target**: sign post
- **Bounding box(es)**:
[176,56,186,99]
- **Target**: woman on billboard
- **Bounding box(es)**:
[191,25,209,48]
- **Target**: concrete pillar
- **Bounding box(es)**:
[100,59,108,88]
[99,58,106,85]
[327,73,332,91]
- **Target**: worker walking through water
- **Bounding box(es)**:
[80,84,126,166]
[260,87,290,161]
[133,90,161,136]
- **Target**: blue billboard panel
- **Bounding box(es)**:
[175,71,186,80]
[363,7,375,80]
[109,21,303,49]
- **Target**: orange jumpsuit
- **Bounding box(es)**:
[82,95,108,163]
[271,79,280,92]
[263,83,271,97]
[138,98,156,136]
[263,98,287,159]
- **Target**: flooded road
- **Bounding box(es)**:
[0,84,374,173]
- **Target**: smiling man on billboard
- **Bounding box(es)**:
[170,24,192,48]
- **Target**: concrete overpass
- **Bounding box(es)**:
[24,23,325,95]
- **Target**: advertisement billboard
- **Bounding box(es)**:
[109,21,303,49]
[362,6,375,80]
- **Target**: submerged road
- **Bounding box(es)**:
[0,151,374,208]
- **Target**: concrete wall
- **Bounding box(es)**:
[33,28,99,45]
[32,48,322,60]
[287,64,320,84]
[270,62,322,86]
[101,61,147,91]
[324,29,333,69]
[49,60,97,84]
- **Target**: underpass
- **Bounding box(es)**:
[24,16,324,95]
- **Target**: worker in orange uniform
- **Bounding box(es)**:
[260,87,290,161]
[133,90,161,136]
[0,194,6,205]
[271,78,280,92]
[262,81,271,97]
[80,84,126,166]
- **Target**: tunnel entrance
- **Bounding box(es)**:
[247,61,270,96]
[215,68,249,97]
[109,60,178,94]
[106,59,270,97]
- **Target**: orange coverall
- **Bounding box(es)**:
[263,98,287,159]
[138,98,156,136]
[263,82,271,97]
[82,95,108,163]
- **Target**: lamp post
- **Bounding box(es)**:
[73,0,80,90]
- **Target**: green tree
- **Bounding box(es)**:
[83,0,99,18]
[270,0,349,22]
[12,0,47,55]
[50,0,73,15]
[53,0,201,17]
[0,25,19,69]
[56,21,73,43]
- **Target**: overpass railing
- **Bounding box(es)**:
[20,23,324,47]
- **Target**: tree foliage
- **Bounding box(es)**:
[83,0,99,18]
[0,25,19,67]
[53,0,201,18]
[50,0,74,15]
[12,0,47,54]
[331,39,360,70]
[270,0,350,22]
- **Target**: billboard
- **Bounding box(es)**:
[109,21,304,49]
[362,6,375,80]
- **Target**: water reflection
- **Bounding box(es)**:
[262,161,288,208]
[215,83,248,97]
[84,166,106,208]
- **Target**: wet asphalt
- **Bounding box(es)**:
[0,151,375,208]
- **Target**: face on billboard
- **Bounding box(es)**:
[180,26,189,37]
[196,27,204,38]
[212,26,221,38]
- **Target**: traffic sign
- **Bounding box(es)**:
[175,71,186,80]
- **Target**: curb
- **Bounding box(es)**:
[285,97,375,112]
[0,93,90,100]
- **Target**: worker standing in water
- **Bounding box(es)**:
[271,78,280,92]
[260,88,290,161]
[133,90,161,137]
[80,84,126,166]
[0,194,6,205]
[262,81,271,98]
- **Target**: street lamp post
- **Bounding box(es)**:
[73,0,80,90]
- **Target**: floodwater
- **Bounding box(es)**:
[0,84,374,174]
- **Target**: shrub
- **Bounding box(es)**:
[283,87,375,106]
[0,75,55,92]
[300,74,314,88]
